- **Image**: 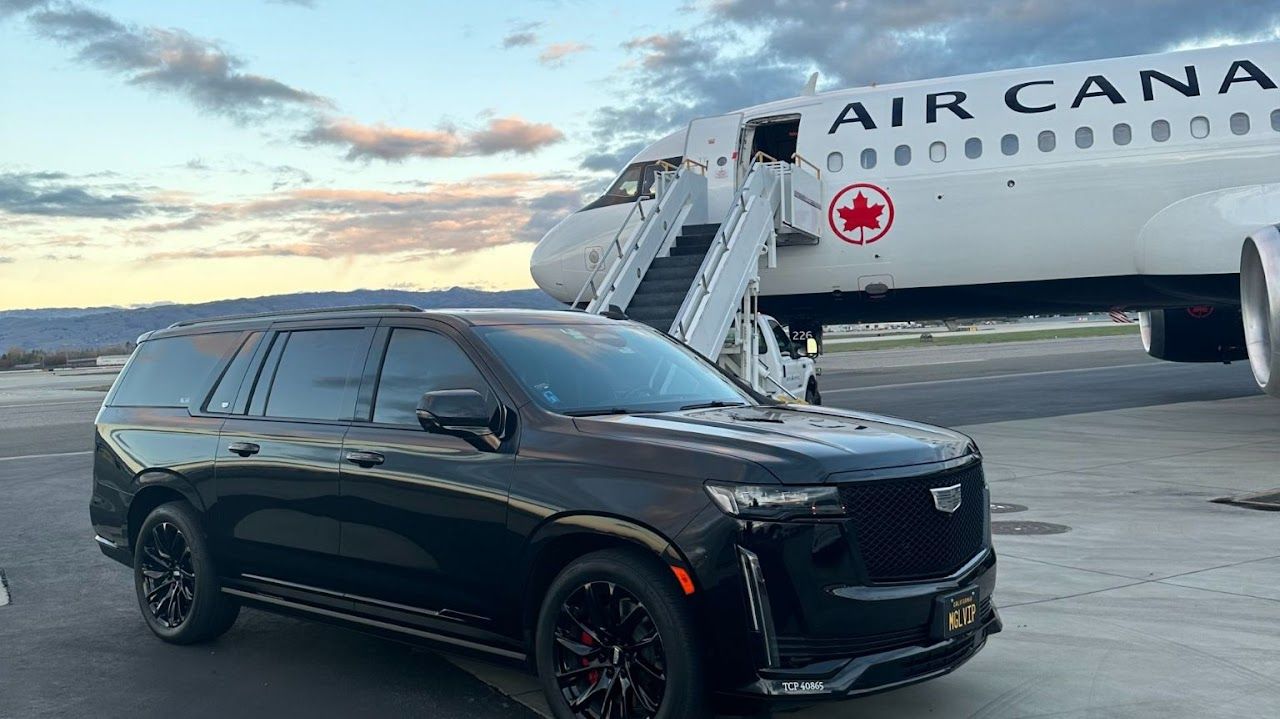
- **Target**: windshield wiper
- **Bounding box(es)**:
[565,408,637,417]
[679,400,749,411]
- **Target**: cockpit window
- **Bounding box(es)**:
[581,156,682,211]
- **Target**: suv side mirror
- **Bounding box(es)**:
[416,389,494,437]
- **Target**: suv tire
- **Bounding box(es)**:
[535,548,708,719]
[133,501,239,644]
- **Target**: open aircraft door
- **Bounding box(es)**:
[684,113,743,221]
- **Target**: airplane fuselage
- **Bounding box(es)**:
[532,41,1280,326]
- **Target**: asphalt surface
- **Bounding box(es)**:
[0,346,1273,719]
[816,338,1261,425]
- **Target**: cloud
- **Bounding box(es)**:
[0,256,14,264]
[268,0,316,7]
[584,0,1280,169]
[143,175,585,262]
[503,31,538,48]
[467,117,564,155]
[302,116,563,161]
[502,21,541,48]
[710,0,1280,87]
[9,3,563,166]
[26,4,330,121]
[539,42,590,66]
[0,0,45,19]
[0,172,157,219]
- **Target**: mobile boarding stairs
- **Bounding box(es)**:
[572,153,823,399]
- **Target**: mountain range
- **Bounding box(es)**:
[0,288,563,352]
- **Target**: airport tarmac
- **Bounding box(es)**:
[1,341,1277,718]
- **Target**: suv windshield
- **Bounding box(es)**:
[475,323,752,415]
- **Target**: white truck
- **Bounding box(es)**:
[718,313,822,405]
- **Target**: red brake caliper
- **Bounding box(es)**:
[581,631,600,685]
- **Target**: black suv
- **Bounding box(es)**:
[91,306,1000,718]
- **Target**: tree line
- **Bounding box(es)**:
[0,343,134,371]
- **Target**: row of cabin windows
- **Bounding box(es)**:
[829,109,1280,171]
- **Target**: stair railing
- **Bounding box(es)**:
[570,196,649,310]
[580,164,708,314]
[669,160,786,359]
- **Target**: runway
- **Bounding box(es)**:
[1,341,1277,719]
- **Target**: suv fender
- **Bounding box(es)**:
[125,470,206,550]
[517,513,695,635]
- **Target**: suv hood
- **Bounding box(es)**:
[573,404,974,484]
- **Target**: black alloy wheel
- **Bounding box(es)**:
[139,521,196,628]
[552,581,666,718]
[133,501,240,644]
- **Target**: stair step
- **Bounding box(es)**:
[649,254,704,269]
[674,233,715,247]
[670,243,711,256]
[634,277,691,294]
[627,304,681,322]
[642,265,701,282]
[681,223,720,238]
[628,290,689,309]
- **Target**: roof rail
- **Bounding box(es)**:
[166,304,423,329]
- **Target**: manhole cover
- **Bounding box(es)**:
[990,502,1028,514]
[1212,489,1280,512]
[0,570,10,607]
[992,521,1071,535]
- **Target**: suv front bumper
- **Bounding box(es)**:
[721,602,1001,706]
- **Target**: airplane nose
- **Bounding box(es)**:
[529,235,561,296]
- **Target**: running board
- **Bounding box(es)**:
[221,585,526,662]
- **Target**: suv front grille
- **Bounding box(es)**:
[776,598,993,668]
[838,463,986,583]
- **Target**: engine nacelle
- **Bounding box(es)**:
[1139,306,1247,363]
[1241,226,1280,397]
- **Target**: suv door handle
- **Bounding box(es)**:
[343,450,385,467]
[227,441,260,457]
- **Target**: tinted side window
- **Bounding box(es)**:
[205,332,264,413]
[110,332,241,408]
[263,329,369,420]
[769,320,794,354]
[373,329,491,425]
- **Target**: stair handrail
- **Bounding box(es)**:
[581,164,707,314]
[790,152,821,179]
[569,192,650,310]
[669,160,785,357]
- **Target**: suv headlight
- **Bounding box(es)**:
[704,482,844,520]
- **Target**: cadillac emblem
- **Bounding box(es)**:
[930,484,963,514]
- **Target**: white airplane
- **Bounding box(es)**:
[531,40,1280,397]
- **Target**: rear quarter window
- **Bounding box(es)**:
[109,332,242,408]
[260,328,371,421]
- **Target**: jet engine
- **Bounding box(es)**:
[1241,226,1280,397]
[1139,306,1247,364]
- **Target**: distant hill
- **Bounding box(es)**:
[0,288,563,351]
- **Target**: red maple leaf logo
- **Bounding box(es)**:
[836,191,885,241]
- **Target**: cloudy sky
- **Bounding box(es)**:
[3,0,1278,309]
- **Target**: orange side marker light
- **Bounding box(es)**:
[671,566,696,595]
